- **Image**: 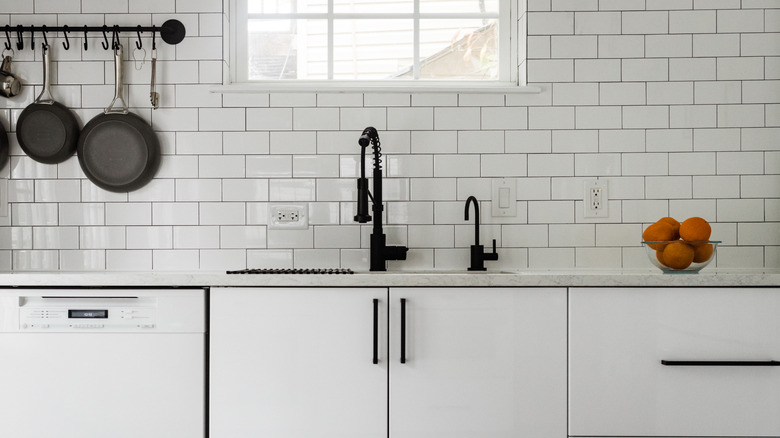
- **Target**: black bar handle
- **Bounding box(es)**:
[662,360,780,366]
[372,298,379,364]
[400,298,407,364]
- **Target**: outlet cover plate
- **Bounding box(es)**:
[584,180,609,218]
[268,203,309,230]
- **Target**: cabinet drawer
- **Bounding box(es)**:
[569,288,780,437]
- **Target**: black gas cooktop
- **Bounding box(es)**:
[226,268,354,275]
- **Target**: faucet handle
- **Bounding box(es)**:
[485,239,499,261]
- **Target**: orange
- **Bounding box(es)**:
[693,243,714,263]
[656,217,680,240]
[642,222,676,250]
[679,217,711,244]
[656,250,670,267]
[661,241,695,269]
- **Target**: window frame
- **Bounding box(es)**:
[225,0,530,93]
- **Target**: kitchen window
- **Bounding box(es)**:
[228,0,526,92]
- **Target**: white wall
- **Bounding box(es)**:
[0,0,778,272]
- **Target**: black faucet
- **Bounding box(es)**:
[354,127,408,271]
[465,196,498,271]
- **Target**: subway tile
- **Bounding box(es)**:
[646,129,693,152]
[669,152,716,175]
[717,9,765,33]
[128,179,175,202]
[576,247,622,268]
[529,107,575,130]
[574,11,621,34]
[575,153,621,176]
[246,108,293,130]
[600,83,646,105]
[176,132,222,154]
[224,132,270,155]
[575,59,621,82]
[199,108,246,131]
[622,153,668,175]
[293,155,340,178]
[623,106,669,129]
[549,224,595,247]
[552,83,599,106]
[411,178,457,201]
[458,94,505,107]
[387,107,434,130]
[200,250,247,271]
[528,248,575,269]
[621,200,670,223]
[434,107,481,130]
[506,130,552,153]
[175,84,223,108]
[176,179,222,202]
[717,57,765,80]
[527,60,574,83]
[743,80,780,104]
[269,179,315,201]
[481,107,528,130]
[599,129,645,152]
[742,33,780,57]
[621,11,668,34]
[481,154,528,177]
[670,105,717,129]
[551,35,598,58]
[153,203,199,225]
[293,108,340,131]
[106,250,153,271]
[528,154,575,176]
[33,227,79,250]
[105,203,152,226]
[267,228,314,249]
[433,155,480,177]
[647,82,693,105]
[646,35,692,58]
[411,131,458,154]
[669,10,716,33]
[339,107,387,131]
[457,131,505,153]
[173,226,220,249]
[669,58,716,81]
[576,106,622,129]
[528,12,574,35]
[199,156,246,178]
[718,199,765,223]
[553,130,598,153]
[127,226,172,249]
[528,36,551,58]
[739,223,780,246]
[622,59,669,82]
[200,202,246,225]
[695,81,741,104]
[645,176,693,199]
[597,35,644,58]
[152,250,200,271]
[718,104,765,128]
[596,223,643,247]
[717,151,765,175]
[693,34,741,57]
[222,179,270,202]
[742,128,780,151]
[693,175,741,199]
[60,250,106,271]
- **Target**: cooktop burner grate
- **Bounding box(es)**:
[226,268,354,275]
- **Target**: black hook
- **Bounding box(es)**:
[151,25,156,51]
[3,25,10,51]
[112,25,120,50]
[101,25,109,50]
[62,25,70,50]
[83,25,88,50]
[16,25,23,50]
[41,25,49,47]
[30,25,34,50]
[136,25,143,50]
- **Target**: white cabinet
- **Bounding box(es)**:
[569,287,780,437]
[210,287,567,438]
[389,287,567,438]
[210,287,387,438]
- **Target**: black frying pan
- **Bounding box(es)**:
[77,44,160,192]
[0,119,8,170]
[16,44,79,164]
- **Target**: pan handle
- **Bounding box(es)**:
[105,44,129,114]
[35,44,55,104]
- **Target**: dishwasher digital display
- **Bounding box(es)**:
[68,310,109,319]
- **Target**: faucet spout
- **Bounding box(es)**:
[464,195,498,271]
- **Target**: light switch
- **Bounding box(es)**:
[491,178,517,217]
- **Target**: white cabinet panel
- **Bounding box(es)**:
[390,287,567,438]
[569,287,780,437]
[210,287,388,438]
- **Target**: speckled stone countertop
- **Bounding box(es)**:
[0,269,778,288]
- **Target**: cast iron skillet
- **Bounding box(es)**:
[16,44,79,164]
[0,120,8,170]
[77,44,160,192]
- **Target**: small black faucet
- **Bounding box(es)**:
[354,127,408,271]
[465,196,498,271]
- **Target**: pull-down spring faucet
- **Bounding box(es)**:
[355,127,408,271]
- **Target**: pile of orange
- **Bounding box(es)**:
[642,217,713,269]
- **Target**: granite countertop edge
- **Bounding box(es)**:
[0,270,778,288]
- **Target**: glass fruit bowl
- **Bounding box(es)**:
[641,241,720,273]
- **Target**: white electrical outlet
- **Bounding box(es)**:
[268,203,309,230]
[584,180,609,218]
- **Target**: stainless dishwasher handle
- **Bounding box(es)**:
[661,360,780,366]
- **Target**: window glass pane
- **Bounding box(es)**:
[333,0,413,14]
[248,19,328,79]
[248,0,326,14]
[419,0,499,14]
[416,18,499,80]
[333,19,413,79]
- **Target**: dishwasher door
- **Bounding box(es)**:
[0,288,205,438]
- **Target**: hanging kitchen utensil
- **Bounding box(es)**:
[0,119,9,170]
[77,44,160,192]
[0,49,21,98]
[16,44,80,164]
[149,48,159,109]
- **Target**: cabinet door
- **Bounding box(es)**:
[389,287,567,438]
[569,287,780,437]
[210,287,388,438]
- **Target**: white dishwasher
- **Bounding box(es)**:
[0,288,205,438]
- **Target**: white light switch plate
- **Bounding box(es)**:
[491,178,517,217]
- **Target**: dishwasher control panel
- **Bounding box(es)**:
[18,297,157,332]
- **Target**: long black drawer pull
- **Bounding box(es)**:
[400,298,407,364]
[372,298,379,364]
[662,360,780,366]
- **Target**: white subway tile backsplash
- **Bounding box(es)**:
[2,2,778,271]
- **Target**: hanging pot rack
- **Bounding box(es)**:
[2,19,185,51]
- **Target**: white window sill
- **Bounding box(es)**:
[210,81,541,94]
